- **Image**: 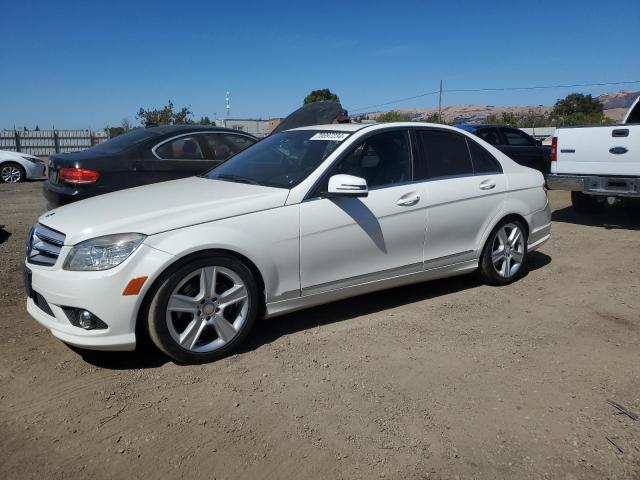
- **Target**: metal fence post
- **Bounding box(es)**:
[14,131,21,152]
[54,130,60,153]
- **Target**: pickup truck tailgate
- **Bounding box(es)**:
[553,125,640,176]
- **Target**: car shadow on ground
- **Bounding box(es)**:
[553,205,640,231]
[241,250,552,355]
[75,251,551,370]
[0,226,10,244]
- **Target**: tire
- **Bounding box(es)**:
[477,219,528,286]
[0,162,25,183]
[146,254,259,364]
[571,191,603,214]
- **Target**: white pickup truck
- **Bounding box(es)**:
[547,96,640,212]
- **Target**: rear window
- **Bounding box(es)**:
[467,139,503,174]
[90,129,158,153]
[415,130,473,179]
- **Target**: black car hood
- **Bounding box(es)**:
[272,101,349,134]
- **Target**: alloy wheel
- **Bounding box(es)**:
[491,223,525,279]
[1,165,22,183]
[165,266,249,353]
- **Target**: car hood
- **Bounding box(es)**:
[38,176,289,245]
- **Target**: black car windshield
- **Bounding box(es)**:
[90,129,158,154]
[205,130,349,188]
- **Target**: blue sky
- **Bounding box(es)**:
[1,0,639,129]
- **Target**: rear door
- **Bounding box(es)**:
[132,133,212,185]
[200,133,256,167]
[415,129,506,268]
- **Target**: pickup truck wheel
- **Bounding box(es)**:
[478,220,528,286]
[146,254,259,364]
[571,191,603,214]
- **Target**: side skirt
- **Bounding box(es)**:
[264,259,478,318]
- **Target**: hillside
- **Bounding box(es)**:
[363,90,639,124]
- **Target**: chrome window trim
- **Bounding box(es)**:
[151,131,256,161]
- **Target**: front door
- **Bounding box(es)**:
[299,130,427,295]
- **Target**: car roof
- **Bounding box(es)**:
[455,124,509,132]
[144,124,256,137]
[289,123,370,132]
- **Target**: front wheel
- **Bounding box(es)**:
[477,220,528,286]
[0,162,25,183]
[146,254,259,364]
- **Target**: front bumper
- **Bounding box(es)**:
[547,174,640,197]
[24,161,46,180]
[25,243,174,351]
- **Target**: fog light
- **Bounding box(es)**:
[62,307,108,330]
[79,310,95,329]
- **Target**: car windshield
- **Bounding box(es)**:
[90,129,158,154]
[205,130,349,189]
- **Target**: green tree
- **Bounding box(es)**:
[517,110,550,128]
[551,93,611,126]
[303,89,340,104]
[376,111,413,122]
[197,116,212,125]
[136,100,193,126]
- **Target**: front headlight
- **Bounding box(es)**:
[63,233,146,271]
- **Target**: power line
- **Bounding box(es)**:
[349,79,640,113]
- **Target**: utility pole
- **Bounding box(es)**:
[225,91,230,118]
[438,80,443,123]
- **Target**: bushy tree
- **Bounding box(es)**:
[197,116,212,125]
[376,111,413,122]
[551,93,611,125]
[136,100,193,126]
[303,89,339,104]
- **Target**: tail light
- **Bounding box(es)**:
[59,167,100,184]
[550,136,557,162]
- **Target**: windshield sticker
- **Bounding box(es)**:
[309,132,350,141]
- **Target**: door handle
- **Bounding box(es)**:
[612,129,629,138]
[396,192,420,206]
[479,180,496,190]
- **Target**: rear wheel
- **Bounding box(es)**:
[0,162,25,183]
[478,220,528,285]
[571,191,603,214]
[146,254,259,364]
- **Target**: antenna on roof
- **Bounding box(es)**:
[226,91,230,118]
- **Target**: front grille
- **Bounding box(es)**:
[27,223,66,266]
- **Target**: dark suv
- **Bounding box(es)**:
[455,124,551,174]
[43,125,256,209]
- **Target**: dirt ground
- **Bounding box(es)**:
[0,181,639,480]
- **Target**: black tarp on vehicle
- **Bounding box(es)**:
[271,101,349,134]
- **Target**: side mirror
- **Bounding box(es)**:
[325,174,368,198]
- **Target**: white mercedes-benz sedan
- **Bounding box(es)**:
[25,122,551,363]
[0,150,46,183]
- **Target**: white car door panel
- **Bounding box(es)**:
[300,185,427,294]
[423,175,506,268]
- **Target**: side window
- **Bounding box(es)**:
[467,139,503,174]
[415,130,473,179]
[503,128,534,146]
[155,136,204,160]
[203,134,256,161]
[475,127,501,146]
[331,130,411,189]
